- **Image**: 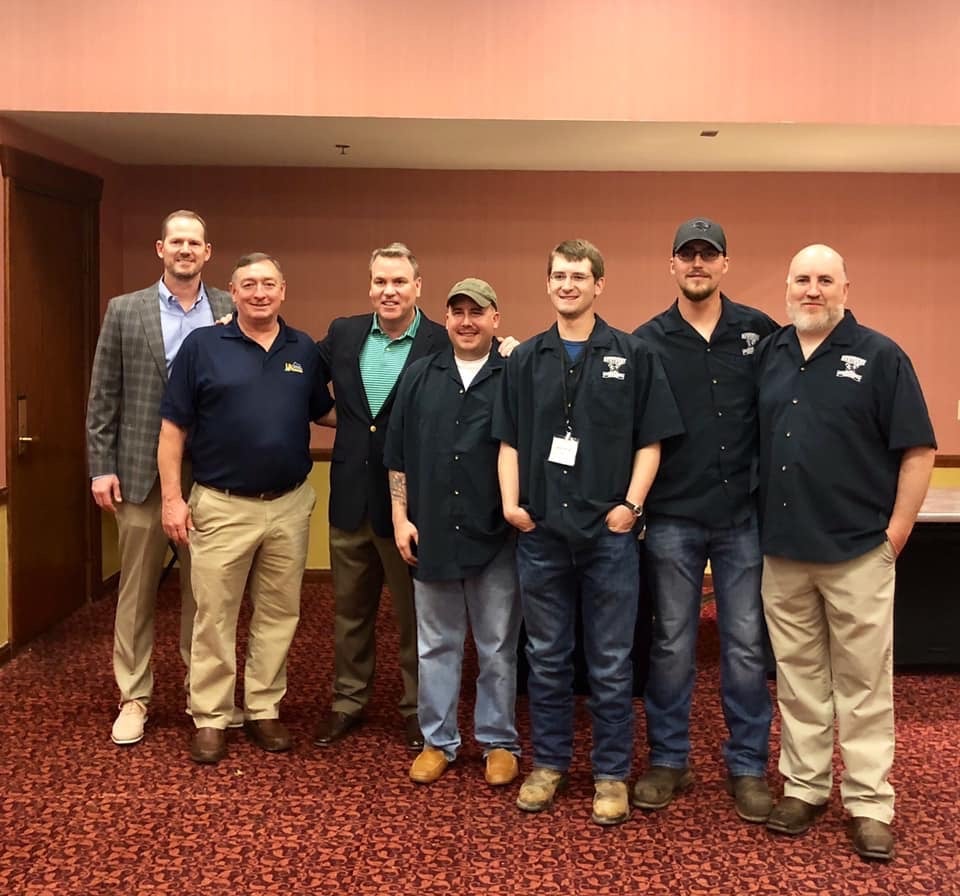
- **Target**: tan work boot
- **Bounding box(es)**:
[592,779,630,826]
[516,768,567,812]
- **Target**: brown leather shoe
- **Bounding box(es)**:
[190,727,227,764]
[725,775,773,823]
[244,718,292,753]
[409,747,449,784]
[314,711,363,746]
[485,749,519,786]
[766,797,827,835]
[404,715,424,751]
[851,817,895,861]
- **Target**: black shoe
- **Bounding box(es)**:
[314,711,363,746]
[404,715,424,750]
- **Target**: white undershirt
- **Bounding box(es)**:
[455,355,487,389]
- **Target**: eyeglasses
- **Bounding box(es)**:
[675,246,721,263]
[549,272,593,284]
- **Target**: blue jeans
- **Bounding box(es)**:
[643,512,771,776]
[516,526,639,780]
[414,539,522,760]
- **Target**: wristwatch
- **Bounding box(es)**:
[620,500,643,517]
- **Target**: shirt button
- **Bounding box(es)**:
[786,432,791,437]
[369,425,377,433]
[717,411,723,417]
[723,479,728,484]
[799,366,805,371]
[459,389,464,395]
[455,419,460,425]
[792,399,798,404]
[562,502,568,508]
[706,347,711,353]
[455,525,460,531]
[712,379,718,385]
[720,445,726,451]
[569,368,574,375]
[562,470,568,475]
[783,502,788,507]
[781,465,787,471]
[454,490,460,495]
[453,455,459,461]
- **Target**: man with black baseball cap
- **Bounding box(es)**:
[385,278,522,788]
[632,217,778,823]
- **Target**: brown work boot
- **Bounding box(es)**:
[485,749,519,786]
[766,797,827,835]
[725,775,773,823]
[592,779,630,826]
[631,766,694,810]
[850,817,895,861]
[516,768,567,812]
[409,747,449,784]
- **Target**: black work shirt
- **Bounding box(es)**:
[384,342,511,582]
[493,316,684,546]
[634,295,778,527]
[161,318,334,492]
[756,310,936,563]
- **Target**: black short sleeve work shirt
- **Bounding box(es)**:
[755,311,936,563]
[384,343,511,581]
[634,295,778,526]
[492,316,684,545]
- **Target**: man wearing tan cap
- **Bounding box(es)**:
[385,278,522,787]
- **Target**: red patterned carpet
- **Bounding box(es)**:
[1,582,959,895]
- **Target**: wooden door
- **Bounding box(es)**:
[2,148,101,645]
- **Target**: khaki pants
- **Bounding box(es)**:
[329,522,418,717]
[188,482,315,729]
[762,541,896,823]
[113,476,194,705]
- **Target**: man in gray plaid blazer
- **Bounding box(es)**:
[86,210,233,746]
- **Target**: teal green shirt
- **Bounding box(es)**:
[359,309,422,416]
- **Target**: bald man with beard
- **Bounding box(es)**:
[755,244,936,862]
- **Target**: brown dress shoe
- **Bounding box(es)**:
[314,711,363,746]
[404,715,424,751]
[244,718,292,752]
[409,747,449,784]
[766,796,827,835]
[485,749,519,786]
[851,817,895,861]
[190,727,227,764]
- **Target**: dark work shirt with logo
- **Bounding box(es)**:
[755,310,936,564]
[493,316,684,546]
[634,294,778,527]
[161,317,333,493]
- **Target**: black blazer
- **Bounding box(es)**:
[318,311,447,537]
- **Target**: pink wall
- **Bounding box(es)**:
[118,165,958,453]
[3,0,960,126]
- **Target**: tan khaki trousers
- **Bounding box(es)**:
[762,541,896,823]
[329,522,418,717]
[113,475,194,705]
[188,482,315,729]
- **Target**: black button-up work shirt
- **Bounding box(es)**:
[635,295,778,527]
[756,311,936,563]
[384,342,511,581]
[493,316,684,546]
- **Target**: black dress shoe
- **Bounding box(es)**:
[190,727,227,764]
[404,715,424,750]
[314,711,363,746]
[244,718,292,752]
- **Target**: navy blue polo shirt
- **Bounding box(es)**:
[384,341,511,581]
[634,295,778,527]
[493,316,684,546]
[756,310,936,563]
[160,317,334,493]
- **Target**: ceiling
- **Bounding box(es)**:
[5,111,960,173]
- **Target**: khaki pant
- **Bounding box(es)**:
[113,476,194,705]
[188,482,315,729]
[762,541,896,823]
[329,522,418,717]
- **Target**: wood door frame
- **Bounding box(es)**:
[1,147,104,646]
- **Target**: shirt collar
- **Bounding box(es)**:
[158,279,207,308]
[540,315,613,353]
[663,293,736,335]
[775,309,857,349]
[370,307,421,339]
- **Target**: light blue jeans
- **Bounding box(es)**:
[643,512,772,776]
[414,538,521,760]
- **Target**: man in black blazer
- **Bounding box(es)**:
[314,243,446,749]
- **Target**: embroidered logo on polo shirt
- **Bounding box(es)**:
[602,356,627,380]
[837,354,866,382]
[284,361,304,374]
[740,332,760,356]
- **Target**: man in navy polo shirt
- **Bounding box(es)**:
[632,218,777,823]
[158,252,334,765]
[756,244,935,861]
[494,239,683,826]
[385,278,522,788]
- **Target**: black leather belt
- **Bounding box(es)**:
[198,481,303,501]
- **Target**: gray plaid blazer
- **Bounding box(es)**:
[85,282,233,504]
